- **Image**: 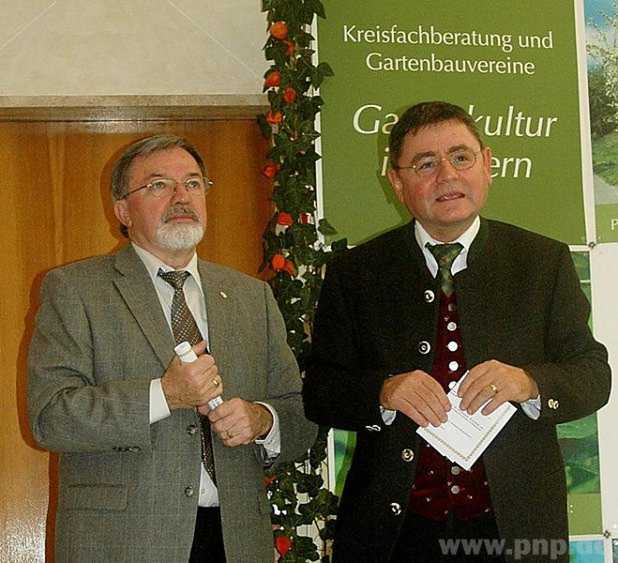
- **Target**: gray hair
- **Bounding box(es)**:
[110,134,207,237]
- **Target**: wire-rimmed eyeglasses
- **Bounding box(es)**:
[393,148,481,177]
[121,176,213,199]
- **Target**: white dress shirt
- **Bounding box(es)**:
[381,218,540,423]
[414,216,480,279]
[132,243,281,506]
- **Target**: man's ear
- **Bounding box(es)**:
[387,167,405,205]
[481,146,493,185]
[114,200,132,230]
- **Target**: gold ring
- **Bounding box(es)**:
[487,383,498,395]
[212,378,219,387]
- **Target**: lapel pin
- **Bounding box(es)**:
[219,291,228,299]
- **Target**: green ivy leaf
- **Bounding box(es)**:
[257,114,273,139]
[261,1,338,559]
[317,62,334,77]
[331,237,349,253]
[306,0,326,18]
[317,218,337,236]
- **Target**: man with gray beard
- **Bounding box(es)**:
[27,135,316,563]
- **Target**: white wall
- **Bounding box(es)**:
[0,0,267,98]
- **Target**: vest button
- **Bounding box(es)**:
[424,289,435,303]
[401,449,414,462]
[187,423,198,435]
[184,486,194,497]
[390,502,402,515]
[450,485,461,495]
[418,340,431,355]
[451,465,461,475]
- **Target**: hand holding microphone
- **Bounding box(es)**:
[174,341,223,410]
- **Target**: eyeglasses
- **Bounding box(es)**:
[121,176,213,199]
[394,148,481,177]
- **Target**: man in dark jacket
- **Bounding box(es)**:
[303,101,611,562]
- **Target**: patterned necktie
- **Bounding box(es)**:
[158,269,216,482]
[427,243,464,297]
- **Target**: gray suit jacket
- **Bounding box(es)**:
[28,245,317,563]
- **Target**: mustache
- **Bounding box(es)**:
[435,180,464,196]
[162,204,200,223]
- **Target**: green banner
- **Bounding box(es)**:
[317,0,586,245]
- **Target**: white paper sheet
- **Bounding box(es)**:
[417,377,516,471]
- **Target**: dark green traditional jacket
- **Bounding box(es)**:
[304,218,611,563]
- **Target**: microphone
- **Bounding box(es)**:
[175,341,223,410]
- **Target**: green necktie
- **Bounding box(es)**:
[427,243,463,297]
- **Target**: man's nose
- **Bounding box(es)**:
[435,157,458,181]
[170,181,191,201]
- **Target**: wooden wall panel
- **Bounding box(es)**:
[0,119,272,562]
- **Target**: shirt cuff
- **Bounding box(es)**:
[253,402,281,458]
[150,378,171,424]
[380,405,397,426]
[520,395,541,420]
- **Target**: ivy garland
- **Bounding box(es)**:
[258,1,346,561]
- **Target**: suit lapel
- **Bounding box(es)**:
[113,245,174,369]
[198,261,235,381]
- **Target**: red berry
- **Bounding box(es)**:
[264,70,281,88]
[270,21,288,40]
[271,254,286,271]
[282,87,297,104]
[276,211,293,226]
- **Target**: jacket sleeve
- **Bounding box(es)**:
[27,268,152,454]
[303,260,389,431]
[260,282,318,463]
[523,244,611,424]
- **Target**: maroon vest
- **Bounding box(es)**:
[409,291,493,521]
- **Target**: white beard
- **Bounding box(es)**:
[155,222,204,250]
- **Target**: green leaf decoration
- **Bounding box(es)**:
[259,2,346,561]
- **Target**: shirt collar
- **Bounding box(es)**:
[131,243,203,291]
[414,216,480,253]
